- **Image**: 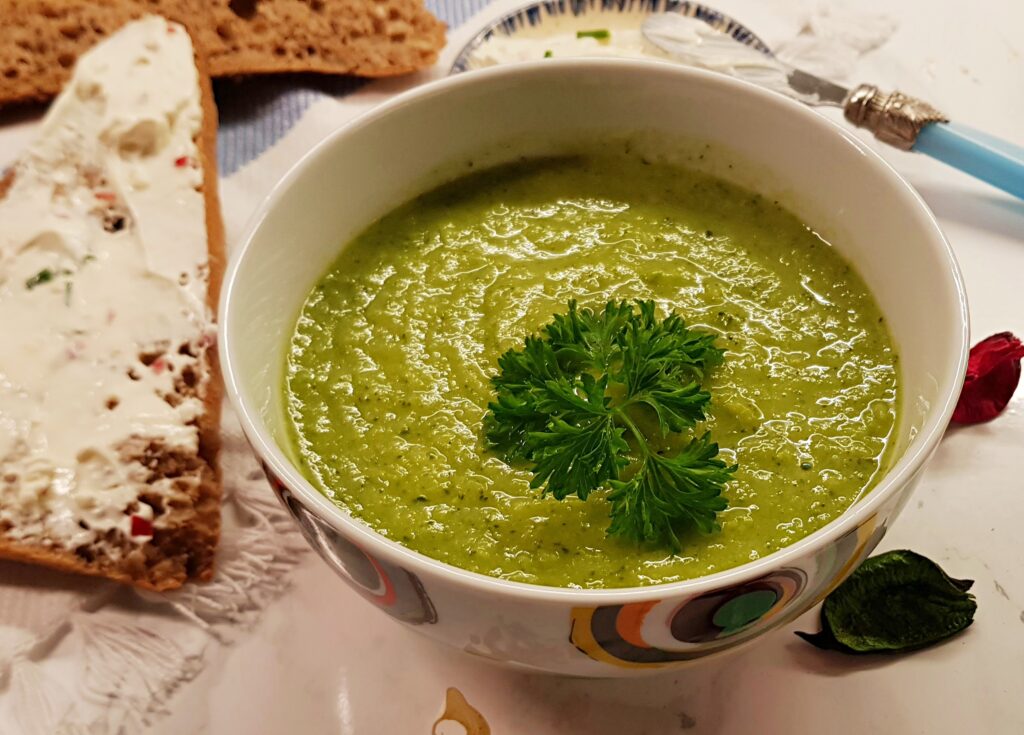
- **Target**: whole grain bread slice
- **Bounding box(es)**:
[0,0,201,107]
[0,19,224,591]
[0,0,446,107]
[198,0,446,78]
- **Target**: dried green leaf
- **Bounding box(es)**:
[797,550,977,654]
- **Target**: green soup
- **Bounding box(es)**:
[285,155,899,589]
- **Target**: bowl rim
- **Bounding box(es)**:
[220,58,970,604]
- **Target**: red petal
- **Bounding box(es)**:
[952,332,1024,424]
[130,515,153,536]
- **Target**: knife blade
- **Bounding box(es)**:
[641,15,850,108]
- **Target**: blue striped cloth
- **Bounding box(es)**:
[214,0,491,176]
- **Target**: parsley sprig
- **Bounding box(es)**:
[486,300,735,550]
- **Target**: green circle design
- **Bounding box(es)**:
[712,590,779,635]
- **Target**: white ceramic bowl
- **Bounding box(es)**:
[220,60,968,677]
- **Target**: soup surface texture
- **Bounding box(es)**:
[285,155,899,588]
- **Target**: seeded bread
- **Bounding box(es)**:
[0,0,446,107]
[0,0,198,107]
[0,19,224,591]
[199,0,446,78]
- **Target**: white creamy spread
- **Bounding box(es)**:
[468,13,795,100]
[470,10,898,103]
[0,18,210,551]
[468,12,677,67]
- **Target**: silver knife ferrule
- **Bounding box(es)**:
[843,84,949,150]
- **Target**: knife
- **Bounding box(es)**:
[643,13,1024,201]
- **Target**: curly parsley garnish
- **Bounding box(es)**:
[486,300,735,550]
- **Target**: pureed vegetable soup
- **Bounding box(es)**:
[285,154,899,588]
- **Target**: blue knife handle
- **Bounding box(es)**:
[913,121,1024,200]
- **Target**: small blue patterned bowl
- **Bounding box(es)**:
[450,0,771,74]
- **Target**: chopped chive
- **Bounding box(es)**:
[576,29,610,41]
[543,49,553,58]
[25,268,54,289]
[64,281,73,306]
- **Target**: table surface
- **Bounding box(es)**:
[44,0,1024,732]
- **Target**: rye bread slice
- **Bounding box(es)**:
[0,19,224,591]
[199,0,446,78]
[0,0,446,107]
[0,0,201,107]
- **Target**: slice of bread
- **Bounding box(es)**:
[0,0,199,107]
[0,17,224,591]
[199,0,446,78]
[0,0,446,107]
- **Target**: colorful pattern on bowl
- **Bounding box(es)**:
[263,464,438,626]
[568,519,884,668]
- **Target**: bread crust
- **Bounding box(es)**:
[0,537,180,591]
[0,26,224,591]
[183,38,225,586]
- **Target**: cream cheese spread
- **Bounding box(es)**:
[0,17,210,551]
[467,12,676,67]
[467,12,794,99]
[469,26,675,66]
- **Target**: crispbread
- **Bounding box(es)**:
[0,0,446,107]
[0,19,224,591]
